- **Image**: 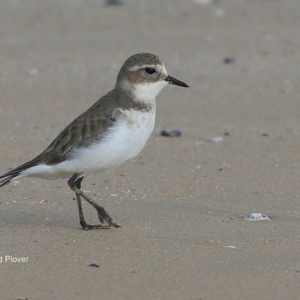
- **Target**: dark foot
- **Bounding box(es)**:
[95,206,121,228]
[80,220,111,230]
[106,219,121,228]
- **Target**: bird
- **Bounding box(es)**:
[0,53,189,230]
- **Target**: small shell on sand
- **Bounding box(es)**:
[244,213,270,221]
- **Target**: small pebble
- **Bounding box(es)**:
[89,263,99,268]
[244,213,270,221]
[193,0,212,4]
[224,245,236,249]
[161,129,182,137]
[223,57,235,64]
[105,0,123,5]
[211,136,223,143]
[261,133,269,137]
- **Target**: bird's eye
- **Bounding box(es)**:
[144,67,156,75]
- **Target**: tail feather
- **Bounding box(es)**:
[0,174,17,187]
[0,157,40,187]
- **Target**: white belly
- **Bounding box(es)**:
[59,108,156,175]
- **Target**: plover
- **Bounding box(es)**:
[0,53,189,230]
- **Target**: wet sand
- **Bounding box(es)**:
[1,0,300,299]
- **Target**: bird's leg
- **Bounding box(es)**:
[68,175,109,230]
[68,174,120,230]
[79,191,121,228]
[74,192,97,230]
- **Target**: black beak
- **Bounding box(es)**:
[164,75,189,88]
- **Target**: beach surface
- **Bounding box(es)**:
[1,0,300,299]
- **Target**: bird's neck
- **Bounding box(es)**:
[113,85,156,113]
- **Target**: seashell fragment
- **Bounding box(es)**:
[244,213,270,221]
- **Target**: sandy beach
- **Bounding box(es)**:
[1,0,300,299]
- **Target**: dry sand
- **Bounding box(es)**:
[1,0,300,299]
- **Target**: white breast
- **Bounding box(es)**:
[58,106,156,176]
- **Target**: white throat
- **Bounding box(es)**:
[133,80,168,101]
